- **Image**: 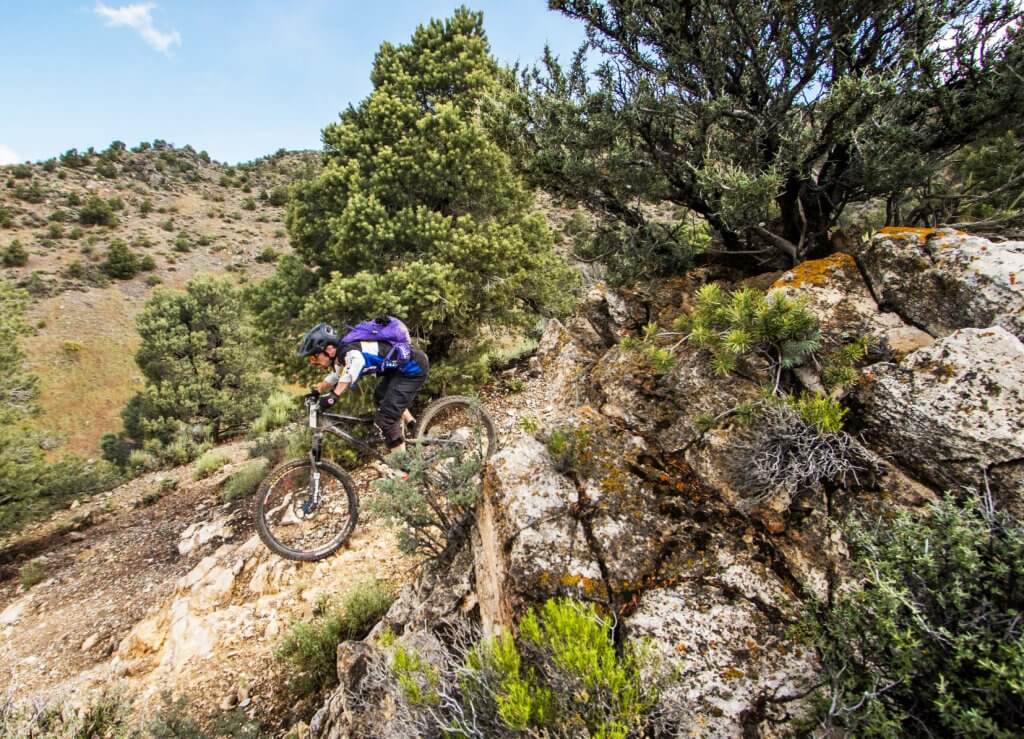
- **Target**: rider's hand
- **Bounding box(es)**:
[303,388,320,406]
[318,392,339,410]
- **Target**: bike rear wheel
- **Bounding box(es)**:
[255,458,358,561]
[414,395,497,462]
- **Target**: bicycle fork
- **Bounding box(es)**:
[304,432,324,515]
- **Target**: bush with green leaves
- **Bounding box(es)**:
[2,239,28,267]
[250,390,297,434]
[78,194,118,226]
[371,440,484,558]
[194,451,230,479]
[220,459,268,502]
[797,495,1024,737]
[620,322,676,374]
[382,598,659,737]
[123,277,272,449]
[677,284,820,387]
[250,8,576,379]
[100,239,141,279]
[276,579,395,697]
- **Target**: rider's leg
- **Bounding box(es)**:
[374,373,426,458]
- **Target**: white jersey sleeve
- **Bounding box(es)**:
[339,348,365,385]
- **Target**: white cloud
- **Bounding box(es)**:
[0,145,20,165]
[94,2,181,54]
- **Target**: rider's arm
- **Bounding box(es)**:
[326,349,364,395]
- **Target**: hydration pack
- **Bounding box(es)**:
[341,316,414,367]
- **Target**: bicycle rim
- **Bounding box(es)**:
[256,459,358,561]
[415,396,496,463]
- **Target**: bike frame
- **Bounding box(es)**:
[307,403,389,467]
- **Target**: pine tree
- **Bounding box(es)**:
[129,277,272,447]
[251,8,576,375]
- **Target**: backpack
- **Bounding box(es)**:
[341,316,414,367]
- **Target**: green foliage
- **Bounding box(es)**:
[822,336,869,390]
[392,645,441,706]
[545,424,594,475]
[798,496,1024,737]
[434,598,658,737]
[14,180,45,203]
[0,206,12,228]
[2,239,28,267]
[64,258,109,287]
[950,129,1024,217]
[371,439,484,558]
[678,284,820,384]
[509,1,1023,262]
[251,8,576,380]
[267,185,289,206]
[250,390,297,434]
[19,561,46,590]
[276,579,395,697]
[786,392,848,434]
[193,451,229,479]
[10,163,32,179]
[78,194,118,226]
[127,277,273,447]
[620,322,676,374]
[100,239,141,279]
[220,459,267,502]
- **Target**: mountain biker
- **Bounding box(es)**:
[297,319,429,455]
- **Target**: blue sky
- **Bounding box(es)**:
[0,1,585,165]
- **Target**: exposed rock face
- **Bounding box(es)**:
[857,327,1024,514]
[628,581,819,738]
[592,344,762,454]
[860,228,1024,341]
[772,252,933,361]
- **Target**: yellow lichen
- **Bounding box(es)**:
[771,252,857,289]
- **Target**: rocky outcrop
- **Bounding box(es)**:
[772,251,933,361]
[860,228,1024,341]
[856,327,1024,514]
[592,344,762,454]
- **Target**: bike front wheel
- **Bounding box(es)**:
[255,458,359,561]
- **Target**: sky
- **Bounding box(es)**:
[0,1,586,165]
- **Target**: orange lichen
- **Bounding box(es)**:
[772,252,857,289]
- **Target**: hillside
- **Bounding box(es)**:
[0,144,317,456]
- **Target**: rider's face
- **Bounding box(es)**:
[307,349,332,368]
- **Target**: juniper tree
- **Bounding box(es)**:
[251,8,576,375]
[506,0,1023,269]
[127,277,272,449]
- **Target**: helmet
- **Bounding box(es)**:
[297,322,338,357]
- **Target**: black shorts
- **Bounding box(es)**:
[373,349,428,446]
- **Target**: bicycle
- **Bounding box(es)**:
[255,395,497,561]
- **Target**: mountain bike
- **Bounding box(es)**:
[255,395,497,561]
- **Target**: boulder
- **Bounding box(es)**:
[592,344,761,454]
[857,327,1024,514]
[477,433,605,609]
[528,319,597,420]
[772,252,933,361]
[860,228,1024,341]
[626,580,819,738]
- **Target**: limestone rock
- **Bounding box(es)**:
[627,582,819,737]
[178,517,234,556]
[772,252,933,361]
[478,433,605,609]
[592,344,761,454]
[857,327,1024,514]
[860,228,1024,340]
[529,318,597,418]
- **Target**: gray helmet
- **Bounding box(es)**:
[297,322,338,357]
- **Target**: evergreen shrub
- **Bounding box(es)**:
[798,496,1024,736]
